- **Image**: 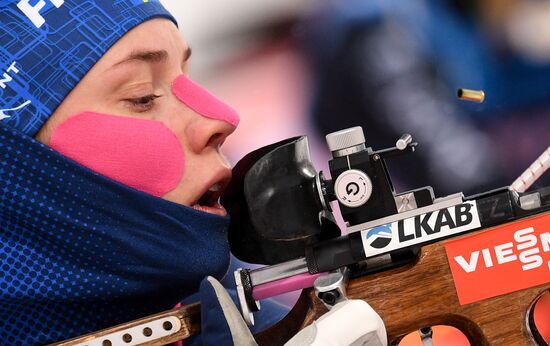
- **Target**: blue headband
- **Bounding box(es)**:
[0,0,177,136]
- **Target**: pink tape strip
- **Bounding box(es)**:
[50,112,184,197]
[252,272,325,301]
[172,74,240,127]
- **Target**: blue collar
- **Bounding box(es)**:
[0,123,230,344]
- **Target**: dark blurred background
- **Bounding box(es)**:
[164,0,549,198]
[164,0,549,344]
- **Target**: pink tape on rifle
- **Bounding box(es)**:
[172,74,240,127]
[252,272,325,301]
[51,112,184,197]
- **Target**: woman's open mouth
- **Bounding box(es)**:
[192,178,230,216]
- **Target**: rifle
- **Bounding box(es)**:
[52,130,549,345]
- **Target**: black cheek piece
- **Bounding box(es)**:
[220,136,340,265]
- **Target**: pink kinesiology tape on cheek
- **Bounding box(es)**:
[172,74,240,127]
[50,112,184,197]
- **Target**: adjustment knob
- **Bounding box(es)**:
[334,169,373,208]
[326,126,366,157]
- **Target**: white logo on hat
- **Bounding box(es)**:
[0,61,20,89]
[0,100,32,120]
[17,0,65,28]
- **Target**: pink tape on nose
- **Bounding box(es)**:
[172,74,240,127]
[50,112,184,197]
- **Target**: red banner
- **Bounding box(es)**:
[445,212,550,305]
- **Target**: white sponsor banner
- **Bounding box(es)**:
[361,201,480,257]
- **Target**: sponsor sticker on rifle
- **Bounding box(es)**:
[361,201,481,257]
[445,212,550,305]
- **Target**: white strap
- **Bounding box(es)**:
[285,300,387,346]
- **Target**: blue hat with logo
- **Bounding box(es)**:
[0,0,177,136]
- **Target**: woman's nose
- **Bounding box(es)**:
[172,74,240,127]
[172,74,239,153]
[187,116,236,154]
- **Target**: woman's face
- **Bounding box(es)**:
[35,19,235,215]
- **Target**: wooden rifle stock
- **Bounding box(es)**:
[257,218,550,345]
[50,303,201,346]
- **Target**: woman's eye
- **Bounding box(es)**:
[125,94,161,112]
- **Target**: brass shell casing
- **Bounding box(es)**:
[457,88,485,103]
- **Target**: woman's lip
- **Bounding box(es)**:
[191,202,228,216]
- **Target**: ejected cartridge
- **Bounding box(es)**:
[457,89,485,103]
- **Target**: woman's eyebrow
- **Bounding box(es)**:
[113,49,168,67]
[184,47,192,62]
[113,47,192,68]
